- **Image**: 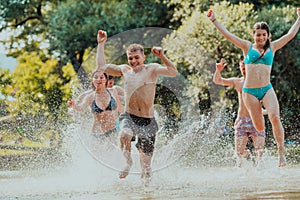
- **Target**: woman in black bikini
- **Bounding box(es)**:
[67,70,123,137]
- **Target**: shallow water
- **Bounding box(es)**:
[1,120,300,200]
[1,159,300,199]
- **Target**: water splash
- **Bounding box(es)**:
[0,112,299,199]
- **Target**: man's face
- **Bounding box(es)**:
[127,50,146,68]
[107,78,114,88]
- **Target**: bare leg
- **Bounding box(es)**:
[139,149,152,186]
[251,135,265,166]
[269,116,286,167]
[119,134,133,179]
[235,134,248,167]
[263,89,286,167]
[242,93,265,132]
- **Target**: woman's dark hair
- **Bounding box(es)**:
[253,22,271,55]
[90,70,108,90]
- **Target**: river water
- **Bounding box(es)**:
[0,118,299,200]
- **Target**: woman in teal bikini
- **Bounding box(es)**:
[207,8,300,167]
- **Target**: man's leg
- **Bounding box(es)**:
[136,136,155,185]
[251,135,265,166]
[119,129,133,179]
[138,148,153,187]
[235,134,248,167]
[139,150,152,178]
[234,118,249,167]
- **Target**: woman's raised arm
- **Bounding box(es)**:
[207,9,249,52]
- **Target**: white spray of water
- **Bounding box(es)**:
[0,113,300,199]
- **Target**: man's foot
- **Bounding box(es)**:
[278,152,287,167]
[236,157,243,168]
[119,170,129,179]
[141,172,151,187]
[119,165,131,179]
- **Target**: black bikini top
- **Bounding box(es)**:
[91,90,117,114]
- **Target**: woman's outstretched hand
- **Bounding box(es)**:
[207,9,216,22]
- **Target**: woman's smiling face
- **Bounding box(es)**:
[253,29,269,47]
[92,71,107,88]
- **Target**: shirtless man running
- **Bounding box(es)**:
[96,30,178,183]
[213,57,266,167]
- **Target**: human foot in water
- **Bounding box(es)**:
[119,162,132,179]
[278,151,286,167]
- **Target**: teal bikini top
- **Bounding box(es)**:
[244,44,274,66]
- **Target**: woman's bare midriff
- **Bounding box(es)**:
[244,64,272,88]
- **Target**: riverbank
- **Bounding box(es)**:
[0,134,68,170]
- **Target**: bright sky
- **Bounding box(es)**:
[0,30,17,101]
[0,29,17,71]
[0,28,9,53]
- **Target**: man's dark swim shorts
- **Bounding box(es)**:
[119,112,158,156]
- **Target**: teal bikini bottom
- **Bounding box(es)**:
[242,83,272,100]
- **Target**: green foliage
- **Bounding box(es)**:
[0,69,11,117]
[0,0,61,57]
[110,0,172,29]
[167,0,214,27]
[164,2,256,113]
[0,0,44,27]
[238,0,300,8]
[0,68,12,96]
[46,0,100,69]
[7,52,77,117]
[167,0,299,28]
[1,0,300,144]
[44,0,173,86]
[165,1,299,140]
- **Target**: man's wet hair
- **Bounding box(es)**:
[126,44,144,54]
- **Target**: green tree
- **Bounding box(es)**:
[167,0,299,28]
[8,51,77,116]
[165,2,256,114]
[0,68,12,117]
[0,0,175,124]
[0,68,12,97]
[46,0,173,85]
[165,1,300,142]
[1,0,173,86]
[167,0,214,27]
[0,51,78,144]
[0,0,61,56]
